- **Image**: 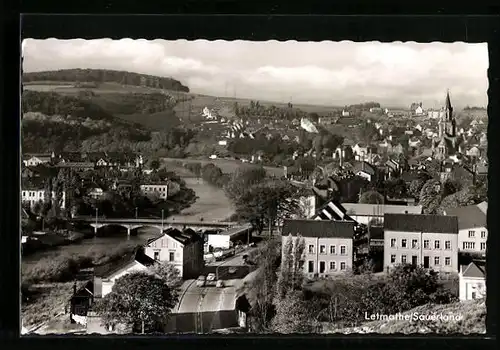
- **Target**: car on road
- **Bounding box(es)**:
[207,273,216,282]
[216,280,225,288]
[196,275,206,287]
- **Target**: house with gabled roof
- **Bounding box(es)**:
[93,248,157,298]
[383,213,459,274]
[444,204,487,256]
[144,228,204,279]
[459,261,486,301]
[282,219,356,278]
[342,203,423,226]
[22,153,55,167]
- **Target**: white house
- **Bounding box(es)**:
[144,228,204,279]
[93,249,156,298]
[459,261,486,301]
[23,153,54,167]
[341,109,350,117]
[140,183,169,200]
[444,204,487,256]
[21,189,67,209]
[383,213,459,274]
[282,219,355,278]
[415,106,424,115]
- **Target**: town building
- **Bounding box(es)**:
[444,203,487,256]
[140,183,169,200]
[281,219,355,278]
[144,228,204,279]
[21,188,67,209]
[22,152,55,167]
[383,213,459,274]
[459,261,486,301]
[93,248,156,298]
[341,203,423,226]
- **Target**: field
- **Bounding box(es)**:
[161,157,285,177]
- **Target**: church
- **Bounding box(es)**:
[432,90,464,161]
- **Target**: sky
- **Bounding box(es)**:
[22,39,489,109]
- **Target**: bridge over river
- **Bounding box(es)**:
[71,216,239,236]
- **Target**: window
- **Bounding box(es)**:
[463,242,475,250]
[434,257,440,265]
[468,230,475,238]
[481,231,486,238]
[401,239,407,248]
[401,255,407,264]
[340,262,346,271]
[411,239,418,249]
[330,245,336,254]
[480,242,486,251]
[154,252,160,260]
[308,261,314,273]
[320,245,326,254]
[434,240,440,249]
[319,261,326,273]
[471,292,476,299]
[340,245,347,255]
[169,252,175,262]
[329,261,336,270]
[445,241,451,250]
[308,245,315,254]
[423,240,430,249]
[390,238,396,248]
[390,255,396,263]
[445,257,451,266]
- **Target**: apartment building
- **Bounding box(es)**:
[444,203,487,256]
[144,228,204,279]
[383,213,459,274]
[140,183,169,200]
[281,219,355,278]
[21,189,67,209]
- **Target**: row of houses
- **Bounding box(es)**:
[282,199,487,301]
[22,152,144,169]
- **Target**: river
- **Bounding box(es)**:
[23,179,235,265]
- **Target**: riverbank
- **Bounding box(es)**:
[22,230,86,256]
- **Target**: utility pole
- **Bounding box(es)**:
[161,209,164,233]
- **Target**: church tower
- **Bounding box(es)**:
[444,90,456,138]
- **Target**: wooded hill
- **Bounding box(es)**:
[23,68,190,92]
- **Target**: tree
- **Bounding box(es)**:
[359,190,384,204]
[150,159,160,171]
[149,262,182,292]
[419,179,443,214]
[382,178,407,199]
[224,166,267,202]
[94,271,178,333]
[233,180,302,236]
[271,291,313,333]
[277,234,305,298]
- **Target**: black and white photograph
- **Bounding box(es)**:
[20,39,488,335]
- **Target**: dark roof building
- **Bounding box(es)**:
[444,205,487,230]
[384,213,458,234]
[282,219,355,239]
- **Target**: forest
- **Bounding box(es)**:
[23,68,190,92]
[21,90,195,155]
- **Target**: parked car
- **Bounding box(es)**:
[196,275,206,287]
[207,273,216,283]
[216,280,225,288]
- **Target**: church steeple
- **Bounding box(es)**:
[445,89,453,121]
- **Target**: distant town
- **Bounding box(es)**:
[21,67,488,335]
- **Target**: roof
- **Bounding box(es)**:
[282,219,355,239]
[477,201,488,215]
[445,205,487,230]
[461,261,486,279]
[342,203,423,216]
[221,224,253,236]
[368,225,384,240]
[352,161,375,175]
[384,213,458,234]
[148,228,202,246]
[94,248,156,278]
